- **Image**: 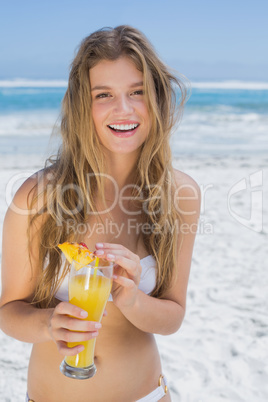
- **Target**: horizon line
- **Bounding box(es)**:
[1,79,268,90]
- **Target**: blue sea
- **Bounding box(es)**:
[0,79,268,157]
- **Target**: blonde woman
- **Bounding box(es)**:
[0,26,200,401]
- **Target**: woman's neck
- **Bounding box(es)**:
[104,152,139,190]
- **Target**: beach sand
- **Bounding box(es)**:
[0,153,267,401]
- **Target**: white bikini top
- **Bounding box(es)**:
[54,255,157,302]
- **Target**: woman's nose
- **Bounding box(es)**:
[114,95,134,114]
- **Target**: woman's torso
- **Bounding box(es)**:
[27,305,162,401]
[27,204,163,401]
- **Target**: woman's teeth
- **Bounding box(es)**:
[108,123,139,132]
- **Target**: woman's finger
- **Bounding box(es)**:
[94,250,140,279]
[95,242,127,250]
[112,274,136,289]
[59,316,102,332]
[57,340,84,356]
[94,248,137,261]
[55,301,88,319]
[94,244,140,264]
[108,255,141,281]
[58,328,99,343]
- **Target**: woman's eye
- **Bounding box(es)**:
[132,90,144,96]
[96,93,110,99]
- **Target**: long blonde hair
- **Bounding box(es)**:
[28,25,188,307]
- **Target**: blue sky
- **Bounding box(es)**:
[1,0,267,81]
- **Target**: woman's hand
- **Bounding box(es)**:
[94,243,142,310]
[48,301,101,356]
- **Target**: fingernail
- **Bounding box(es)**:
[112,274,117,279]
[92,331,99,337]
[95,323,102,329]
[80,311,88,318]
[78,346,84,352]
[96,243,103,248]
[95,250,104,255]
[107,254,115,260]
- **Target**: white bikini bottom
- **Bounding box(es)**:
[136,374,168,401]
[26,374,168,402]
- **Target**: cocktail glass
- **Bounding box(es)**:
[60,258,113,379]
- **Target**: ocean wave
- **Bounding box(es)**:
[191,81,268,90]
[0,108,267,140]
[0,79,68,88]
[1,79,268,90]
[0,110,60,136]
[0,88,65,96]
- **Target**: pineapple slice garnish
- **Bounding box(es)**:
[57,242,96,271]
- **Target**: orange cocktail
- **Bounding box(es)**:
[59,258,113,379]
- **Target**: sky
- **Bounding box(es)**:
[0,0,267,81]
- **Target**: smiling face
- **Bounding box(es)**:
[90,56,152,157]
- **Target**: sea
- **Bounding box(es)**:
[0,79,268,157]
[0,80,268,401]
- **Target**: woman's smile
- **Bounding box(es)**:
[107,120,140,138]
[90,57,151,155]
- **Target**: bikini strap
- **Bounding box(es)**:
[158,374,168,393]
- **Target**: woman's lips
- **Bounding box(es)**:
[107,124,139,138]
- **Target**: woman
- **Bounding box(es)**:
[0,26,200,401]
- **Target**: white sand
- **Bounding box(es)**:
[0,153,267,401]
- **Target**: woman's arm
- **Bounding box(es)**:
[96,171,201,335]
[0,174,101,354]
[0,174,49,342]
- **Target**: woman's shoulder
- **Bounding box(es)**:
[172,167,200,191]
[171,168,201,217]
[9,167,52,214]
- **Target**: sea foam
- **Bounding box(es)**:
[191,81,268,90]
[0,79,68,88]
[1,79,268,90]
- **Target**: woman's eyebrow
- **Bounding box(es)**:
[91,81,144,91]
[91,85,111,91]
[130,81,143,88]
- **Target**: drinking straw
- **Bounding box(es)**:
[93,257,99,280]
